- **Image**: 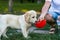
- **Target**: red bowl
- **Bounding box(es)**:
[35,19,46,28]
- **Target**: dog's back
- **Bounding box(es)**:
[0,14,20,28]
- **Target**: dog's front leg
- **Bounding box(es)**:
[0,34,1,40]
[21,25,29,39]
[21,27,31,39]
[21,27,28,38]
[2,29,8,38]
[0,25,7,40]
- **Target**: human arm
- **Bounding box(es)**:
[38,0,51,21]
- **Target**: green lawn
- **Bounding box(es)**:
[2,32,59,40]
[1,27,59,40]
[0,1,43,13]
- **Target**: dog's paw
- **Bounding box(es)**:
[6,36,9,38]
[0,39,1,40]
[3,35,9,38]
[26,36,31,39]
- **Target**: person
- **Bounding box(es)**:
[38,0,60,34]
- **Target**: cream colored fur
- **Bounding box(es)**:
[0,10,37,39]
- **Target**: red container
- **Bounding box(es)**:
[35,19,46,28]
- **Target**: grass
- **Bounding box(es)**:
[1,27,59,40]
[0,1,44,13]
[13,3,43,11]
[2,33,59,40]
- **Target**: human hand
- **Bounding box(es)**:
[38,15,45,21]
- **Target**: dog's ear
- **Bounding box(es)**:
[24,12,31,23]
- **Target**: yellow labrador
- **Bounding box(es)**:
[0,10,37,39]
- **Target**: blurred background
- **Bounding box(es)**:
[0,0,44,14]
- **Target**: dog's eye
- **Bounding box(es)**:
[32,16,35,18]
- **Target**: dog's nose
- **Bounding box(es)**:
[35,21,37,23]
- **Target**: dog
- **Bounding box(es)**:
[0,10,37,39]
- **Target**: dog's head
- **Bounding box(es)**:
[24,10,37,23]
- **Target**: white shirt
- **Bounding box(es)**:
[45,0,52,2]
[45,0,60,13]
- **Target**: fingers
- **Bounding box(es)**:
[38,16,44,21]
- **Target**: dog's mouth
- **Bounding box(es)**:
[28,22,33,24]
[27,21,35,25]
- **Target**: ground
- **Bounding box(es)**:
[1,26,59,40]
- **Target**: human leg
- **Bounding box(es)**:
[45,12,58,34]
